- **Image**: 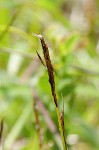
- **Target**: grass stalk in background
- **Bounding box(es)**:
[33,96,43,150]
[0,7,22,41]
[0,119,4,149]
[4,103,32,150]
[33,33,67,150]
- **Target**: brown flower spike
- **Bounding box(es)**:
[33,34,58,107]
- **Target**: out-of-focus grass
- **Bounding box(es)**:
[0,0,99,150]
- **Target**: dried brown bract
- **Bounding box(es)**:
[36,51,46,67]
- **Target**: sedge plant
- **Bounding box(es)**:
[33,33,67,150]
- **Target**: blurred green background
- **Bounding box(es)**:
[0,0,99,150]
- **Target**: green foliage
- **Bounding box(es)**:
[0,0,99,150]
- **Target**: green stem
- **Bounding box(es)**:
[56,107,67,150]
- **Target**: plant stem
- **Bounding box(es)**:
[33,33,67,150]
[56,107,67,150]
